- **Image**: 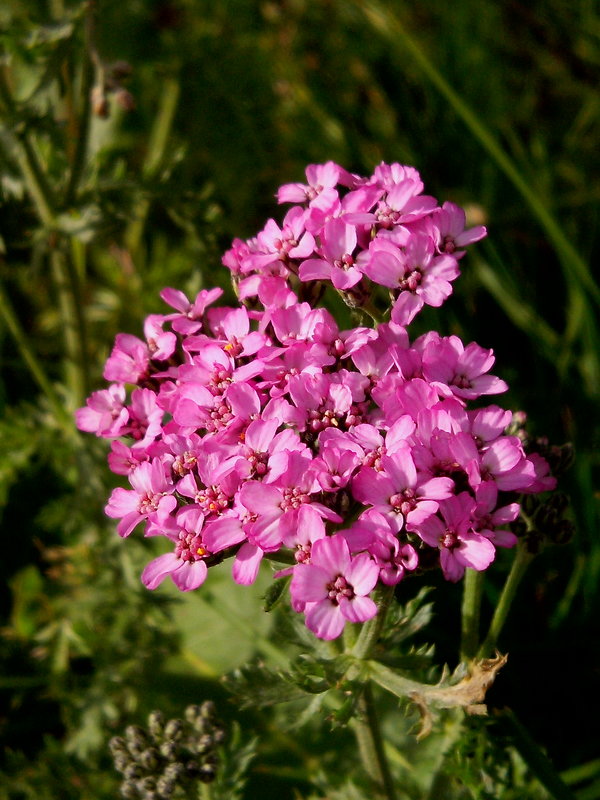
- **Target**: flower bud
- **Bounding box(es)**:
[184,704,203,725]
[148,710,165,740]
[159,741,178,761]
[196,734,214,754]
[163,762,185,782]
[120,779,139,799]
[199,763,217,783]
[155,775,176,798]
[113,753,131,773]
[550,519,575,546]
[109,736,129,756]
[164,718,184,742]
[136,776,157,793]
[139,747,161,771]
[124,763,144,781]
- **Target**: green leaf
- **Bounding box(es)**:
[222,662,309,709]
[262,575,290,612]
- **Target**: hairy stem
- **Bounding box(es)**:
[64,0,96,205]
[460,568,484,661]
[0,279,70,428]
[477,544,534,658]
[352,584,395,660]
[0,68,56,226]
[354,683,397,800]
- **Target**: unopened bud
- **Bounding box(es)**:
[110,736,129,755]
[550,519,575,545]
[155,775,176,798]
[196,734,214,754]
[148,710,165,740]
[159,741,178,761]
[199,763,217,783]
[164,718,184,742]
[184,705,202,725]
[139,747,160,771]
[120,779,139,799]
[113,753,131,773]
[163,762,185,782]
[136,776,156,793]
[124,763,144,781]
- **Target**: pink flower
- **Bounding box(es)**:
[290,534,379,639]
[103,333,150,384]
[142,507,211,591]
[413,494,496,582]
[76,384,128,437]
[160,286,223,335]
[422,335,508,399]
[429,202,487,257]
[105,458,177,537]
[299,218,363,290]
[352,445,454,532]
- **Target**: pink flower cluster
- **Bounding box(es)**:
[77,161,555,640]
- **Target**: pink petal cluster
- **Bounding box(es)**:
[77,161,555,640]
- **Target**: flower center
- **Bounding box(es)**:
[194,485,230,515]
[440,529,458,549]
[326,574,355,605]
[398,269,422,292]
[137,492,162,515]
[281,487,310,511]
[389,488,417,516]
[175,531,209,562]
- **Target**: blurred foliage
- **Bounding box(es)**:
[0,0,598,798]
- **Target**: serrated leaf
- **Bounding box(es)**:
[223,662,309,708]
[289,653,355,694]
[212,722,258,800]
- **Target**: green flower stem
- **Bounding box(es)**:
[477,544,535,658]
[64,1,96,206]
[460,568,484,662]
[348,586,397,799]
[50,248,89,407]
[0,279,71,428]
[351,584,395,660]
[200,782,214,800]
[125,75,181,255]
[354,683,397,800]
[0,69,56,227]
[0,65,90,405]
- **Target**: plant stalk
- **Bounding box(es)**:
[0,280,70,428]
[477,544,534,658]
[460,568,484,661]
[352,584,395,660]
[354,683,397,800]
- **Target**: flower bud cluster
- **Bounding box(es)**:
[77,161,557,640]
[109,703,224,799]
